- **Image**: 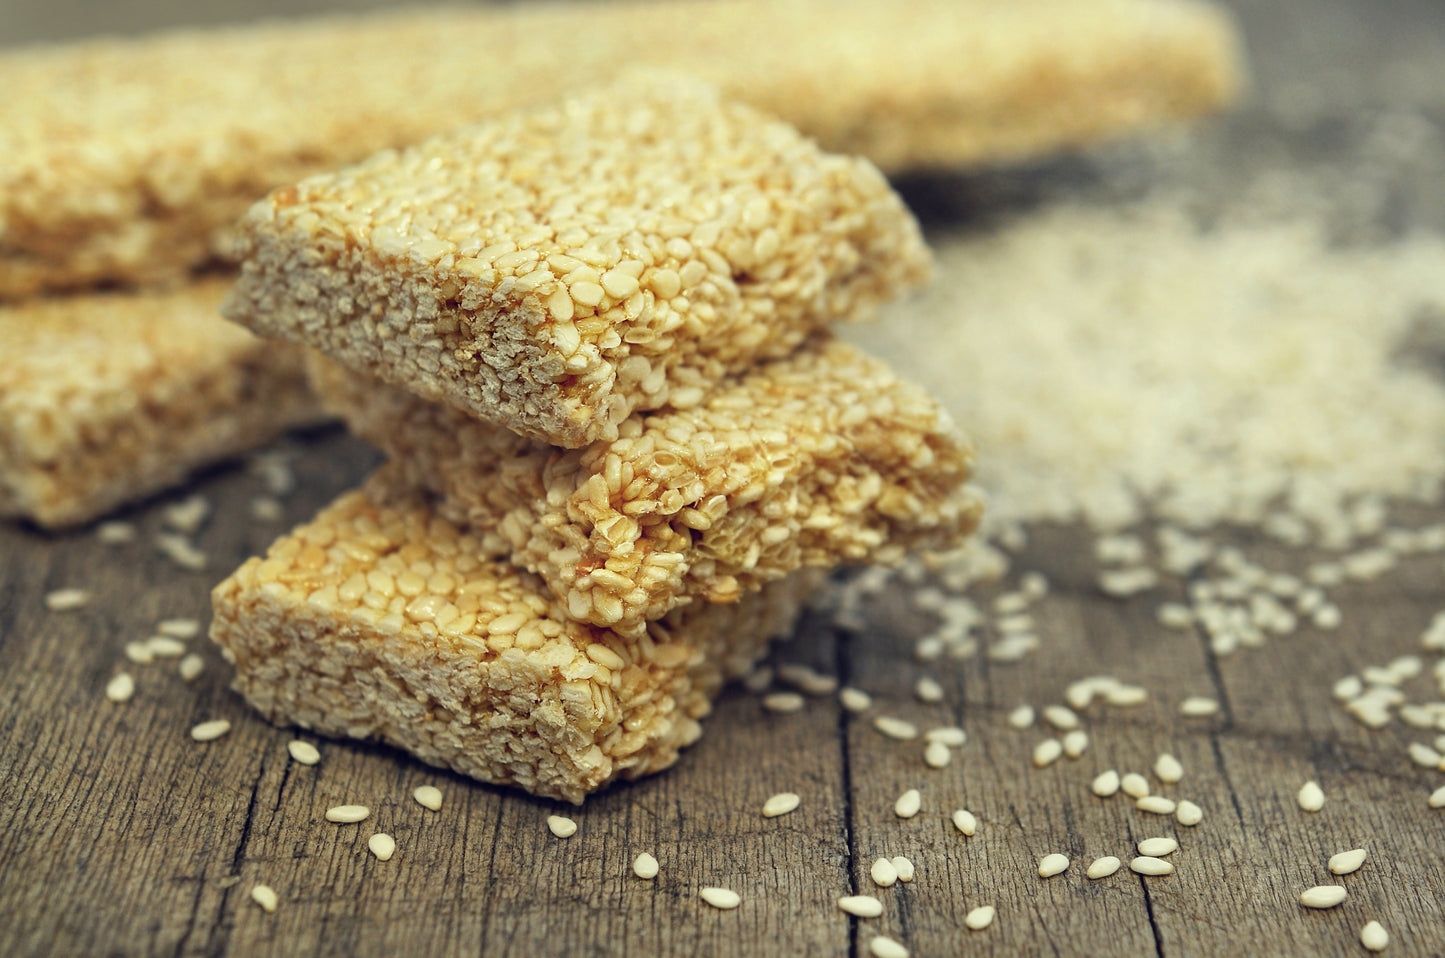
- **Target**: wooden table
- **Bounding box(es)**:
[4,1,1445,955]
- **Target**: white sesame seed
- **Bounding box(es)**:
[1021,572,1049,599]
[1407,742,1442,768]
[96,521,137,544]
[547,815,577,838]
[894,788,922,819]
[326,805,370,824]
[1300,885,1348,909]
[413,785,443,811]
[776,663,839,695]
[924,726,967,747]
[1138,838,1178,857]
[837,895,883,918]
[923,740,952,769]
[762,792,800,818]
[914,677,944,703]
[874,716,919,741]
[1091,770,1121,797]
[45,588,91,611]
[743,666,774,693]
[1175,800,1204,826]
[700,887,741,910]
[163,494,211,535]
[250,496,285,522]
[1042,705,1079,731]
[1360,920,1389,953]
[762,692,805,713]
[964,905,996,930]
[839,687,873,713]
[250,884,278,913]
[1328,848,1367,875]
[1105,684,1150,707]
[1130,856,1174,876]
[104,672,135,703]
[1157,603,1195,629]
[1180,696,1220,717]
[1098,567,1159,597]
[1312,605,1342,629]
[123,641,154,665]
[1154,753,1184,783]
[1431,785,1445,808]
[1033,739,1063,768]
[1121,773,1151,799]
[177,654,204,681]
[891,856,915,882]
[158,618,201,639]
[869,935,908,958]
[633,853,659,879]
[1137,796,1177,815]
[368,833,396,861]
[871,857,899,887]
[145,636,187,658]
[952,808,978,837]
[1298,781,1325,812]
[994,591,1030,615]
[287,740,320,765]
[1007,705,1036,729]
[1062,730,1090,759]
[155,533,208,571]
[1086,856,1122,879]
[1038,853,1070,878]
[190,719,231,742]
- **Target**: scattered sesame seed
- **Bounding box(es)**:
[1091,770,1121,798]
[1130,856,1174,876]
[1121,773,1151,799]
[190,719,231,742]
[700,887,741,910]
[250,884,278,913]
[1087,856,1122,879]
[1105,684,1150,707]
[1312,605,1343,629]
[287,740,320,765]
[368,833,396,861]
[762,692,806,714]
[547,815,577,838]
[743,666,775,693]
[1300,885,1348,909]
[177,654,205,681]
[250,496,285,522]
[1154,753,1184,783]
[1298,781,1326,812]
[1021,572,1049,599]
[776,663,838,695]
[158,618,201,639]
[1042,705,1079,730]
[326,805,370,824]
[914,677,944,703]
[1176,800,1204,826]
[1407,742,1442,768]
[414,785,443,811]
[1137,796,1177,815]
[1360,920,1389,953]
[1430,786,1445,809]
[839,687,873,713]
[633,853,659,880]
[952,808,978,837]
[924,726,967,747]
[1038,853,1070,878]
[123,641,155,664]
[1062,730,1090,758]
[762,792,801,818]
[1138,838,1178,857]
[874,716,920,741]
[155,532,208,571]
[45,588,91,612]
[838,895,884,918]
[1328,848,1367,875]
[104,672,135,703]
[1007,705,1036,729]
[891,856,915,882]
[96,521,137,545]
[964,905,996,931]
[144,636,187,658]
[871,857,899,887]
[1180,696,1220,717]
[1099,567,1159,597]
[1033,739,1064,768]
[869,935,908,958]
[894,788,922,819]
[923,740,952,769]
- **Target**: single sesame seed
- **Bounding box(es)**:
[870,856,899,887]
[1300,885,1348,909]
[177,654,204,681]
[633,852,659,879]
[1298,781,1326,812]
[1042,705,1079,730]
[762,691,806,713]
[1130,856,1174,876]
[1180,696,1220,717]
[1062,730,1090,759]
[923,740,952,769]
[838,895,884,918]
[368,833,396,861]
[413,785,443,811]
[914,677,944,703]
[123,641,154,665]
[1176,800,1204,826]
[145,636,187,658]
[1091,770,1121,797]
[1328,848,1367,875]
[891,856,915,882]
[894,788,922,819]
[1086,856,1122,879]
[869,935,908,958]
[1105,684,1149,707]
[158,618,201,639]
[1121,773,1151,799]
[251,496,285,522]
[700,886,741,910]
[287,740,320,765]
[96,521,137,544]
[775,663,838,695]
[326,805,370,824]
[1138,838,1178,857]
[1008,705,1036,729]
[952,808,978,836]
[190,719,231,742]
[1154,753,1185,783]
[1407,742,1442,768]
[1033,739,1063,768]
[547,815,577,838]
[743,666,774,693]
[104,672,135,703]
[839,687,873,713]
[45,588,91,612]
[924,726,967,747]
[1137,796,1177,815]
[1360,920,1389,953]
[762,792,800,818]
[250,884,278,913]
[874,716,920,740]
[1038,853,1070,878]
[1430,785,1445,808]
[964,905,996,930]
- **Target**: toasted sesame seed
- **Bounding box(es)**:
[1138,838,1178,857]
[1154,753,1184,783]
[762,792,801,818]
[1087,856,1122,879]
[869,935,908,958]
[1431,785,1445,808]
[1091,770,1121,797]
[1298,781,1325,812]
[547,815,577,838]
[762,692,806,713]
[368,833,396,861]
[414,785,443,811]
[633,853,659,879]
[1033,738,1064,768]
[924,726,967,747]
[964,905,996,930]
[177,654,204,681]
[1121,773,1151,799]
[838,895,884,918]
[1008,705,1036,729]
[952,808,978,836]
[871,857,899,887]
[1137,796,1177,815]
[1130,856,1174,876]
[250,884,278,913]
[914,677,944,703]
[145,636,187,658]
[1328,848,1367,875]
[287,740,320,765]
[104,672,135,703]
[1180,696,1220,717]
[326,805,370,824]
[1042,705,1079,730]
[1038,853,1070,878]
[1176,800,1204,826]
[190,719,231,742]
[1300,885,1348,909]
[45,588,91,611]
[1360,920,1389,952]
[874,716,920,740]
[894,788,922,819]
[1062,730,1090,758]
[700,887,741,910]
[839,687,873,713]
[923,740,952,769]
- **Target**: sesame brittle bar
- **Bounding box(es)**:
[226,75,932,447]
[209,483,822,804]
[310,337,983,637]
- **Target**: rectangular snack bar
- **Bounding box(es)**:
[0,278,321,528]
[209,482,823,804]
[225,74,933,447]
[310,336,983,637]
[0,0,1244,298]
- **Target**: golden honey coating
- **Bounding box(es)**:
[226,75,932,447]
[0,278,320,528]
[0,0,1243,299]
[209,485,821,804]
[311,337,983,637]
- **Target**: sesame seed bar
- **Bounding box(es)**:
[0,278,321,528]
[209,483,822,804]
[0,0,1243,299]
[309,336,983,637]
[225,75,932,448]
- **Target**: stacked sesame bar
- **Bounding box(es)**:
[212,75,983,801]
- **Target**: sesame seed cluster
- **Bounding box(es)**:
[0,0,1241,299]
[226,75,932,447]
[210,484,822,803]
[311,337,984,637]
[0,279,319,528]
